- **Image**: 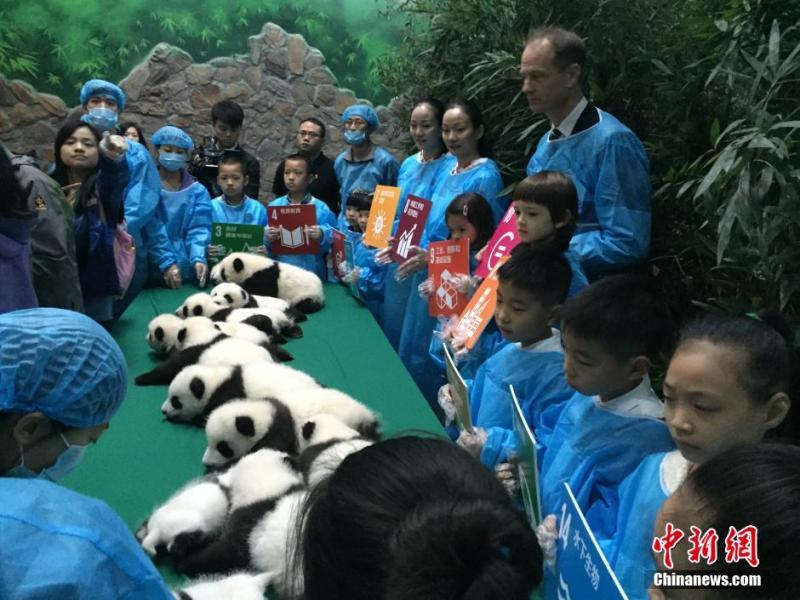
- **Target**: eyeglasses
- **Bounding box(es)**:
[298,130,322,138]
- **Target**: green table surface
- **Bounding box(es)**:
[63,283,443,588]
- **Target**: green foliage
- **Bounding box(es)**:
[378,0,800,335]
[0,0,402,103]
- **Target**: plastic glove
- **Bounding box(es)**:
[207,244,224,258]
[397,245,429,278]
[437,384,456,427]
[456,427,487,458]
[99,131,128,162]
[375,246,394,265]
[451,273,479,296]
[253,245,266,256]
[495,458,519,496]
[536,514,558,572]
[265,226,280,242]
[342,266,360,285]
[195,262,208,287]
[305,225,322,240]
[417,277,434,299]
[163,264,182,289]
[441,315,470,357]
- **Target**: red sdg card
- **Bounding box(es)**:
[428,238,470,317]
[392,194,431,263]
[475,205,520,278]
[331,229,346,281]
[268,204,318,255]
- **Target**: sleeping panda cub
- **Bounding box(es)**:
[210,281,307,323]
[210,253,324,314]
[136,473,230,558]
[135,337,291,387]
[162,362,321,426]
[172,572,272,600]
[146,313,189,354]
[177,292,302,342]
[295,414,374,487]
[202,393,379,468]
[172,448,305,577]
[171,317,271,352]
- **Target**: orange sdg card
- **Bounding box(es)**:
[363,185,401,248]
[458,256,508,350]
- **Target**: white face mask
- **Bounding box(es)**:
[6,434,86,481]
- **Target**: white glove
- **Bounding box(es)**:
[195,262,208,287]
[375,246,393,265]
[451,273,479,295]
[163,264,182,289]
[437,384,456,427]
[417,277,434,299]
[456,427,488,458]
[99,131,128,162]
[495,460,520,496]
[536,514,558,572]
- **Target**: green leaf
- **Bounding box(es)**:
[767,19,780,70]
[695,145,737,199]
[710,118,720,146]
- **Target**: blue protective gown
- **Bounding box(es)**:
[211,195,267,226]
[154,173,212,282]
[468,331,574,469]
[354,234,386,323]
[267,195,336,281]
[538,377,674,517]
[585,450,688,600]
[334,145,399,228]
[527,110,651,279]
[398,156,506,402]
[0,478,172,599]
[381,152,450,350]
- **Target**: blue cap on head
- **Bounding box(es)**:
[0,308,127,428]
[151,125,194,150]
[341,104,379,130]
[79,79,127,111]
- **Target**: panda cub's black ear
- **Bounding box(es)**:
[177,328,187,342]
[182,306,189,317]
[233,258,244,272]
[189,377,205,399]
[241,290,247,300]
[235,416,256,437]
[283,455,300,471]
[155,327,164,341]
[192,305,203,316]
[301,421,316,441]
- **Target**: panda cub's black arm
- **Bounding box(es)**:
[135,344,209,386]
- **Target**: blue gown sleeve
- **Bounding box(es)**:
[316,200,337,253]
[146,205,176,271]
[481,426,515,468]
[186,186,213,265]
[569,134,651,274]
[122,141,160,238]
[381,151,400,186]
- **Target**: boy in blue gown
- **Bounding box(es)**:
[209,153,267,226]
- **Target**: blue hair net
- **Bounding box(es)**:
[151,125,194,150]
[0,308,127,428]
[79,79,127,111]
[341,104,379,130]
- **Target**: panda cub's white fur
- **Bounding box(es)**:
[304,437,374,488]
[172,317,270,351]
[210,282,290,312]
[146,313,188,354]
[162,362,321,424]
[295,413,360,451]
[172,572,272,600]
[177,292,292,331]
[283,388,380,440]
[210,253,324,313]
[136,475,229,556]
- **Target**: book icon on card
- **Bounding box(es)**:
[280,226,307,248]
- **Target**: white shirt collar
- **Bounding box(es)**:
[518,328,562,354]
[592,375,664,420]
[552,96,588,138]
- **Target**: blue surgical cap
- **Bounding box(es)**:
[151,125,194,150]
[0,308,127,428]
[341,104,379,130]
[80,79,127,111]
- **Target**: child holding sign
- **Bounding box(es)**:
[443,246,574,470]
[349,191,388,323]
[266,154,336,280]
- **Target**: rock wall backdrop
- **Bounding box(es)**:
[0,22,408,201]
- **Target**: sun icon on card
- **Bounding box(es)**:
[372,214,386,237]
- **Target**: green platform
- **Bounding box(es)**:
[63,283,442,587]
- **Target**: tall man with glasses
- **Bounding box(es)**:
[272,118,341,214]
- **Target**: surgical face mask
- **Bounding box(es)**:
[343,129,367,146]
[6,434,87,481]
[81,107,118,132]
[159,151,187,172]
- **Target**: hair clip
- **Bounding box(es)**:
[462,204,469,217]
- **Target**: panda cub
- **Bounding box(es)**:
[171,318,271,352]
[172,572,272,600]
[295,414,374,487]
[210,253,324,314]
[162,362,321,425]
[172,448,305,577]
[146,313,187,354]
[135,337,291,387]
[136,473,230,557]
[177,292,302,342]
[201,393,379,468]
[210,282,307,323]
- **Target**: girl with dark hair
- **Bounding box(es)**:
[650,443,800,600]
[52,117,129,327]
[582,310,795,599]
[513,171,587,296]
[293,436,543,600]
[120,121,148,151]
[398,99,507,402]
[380,98,450,350]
